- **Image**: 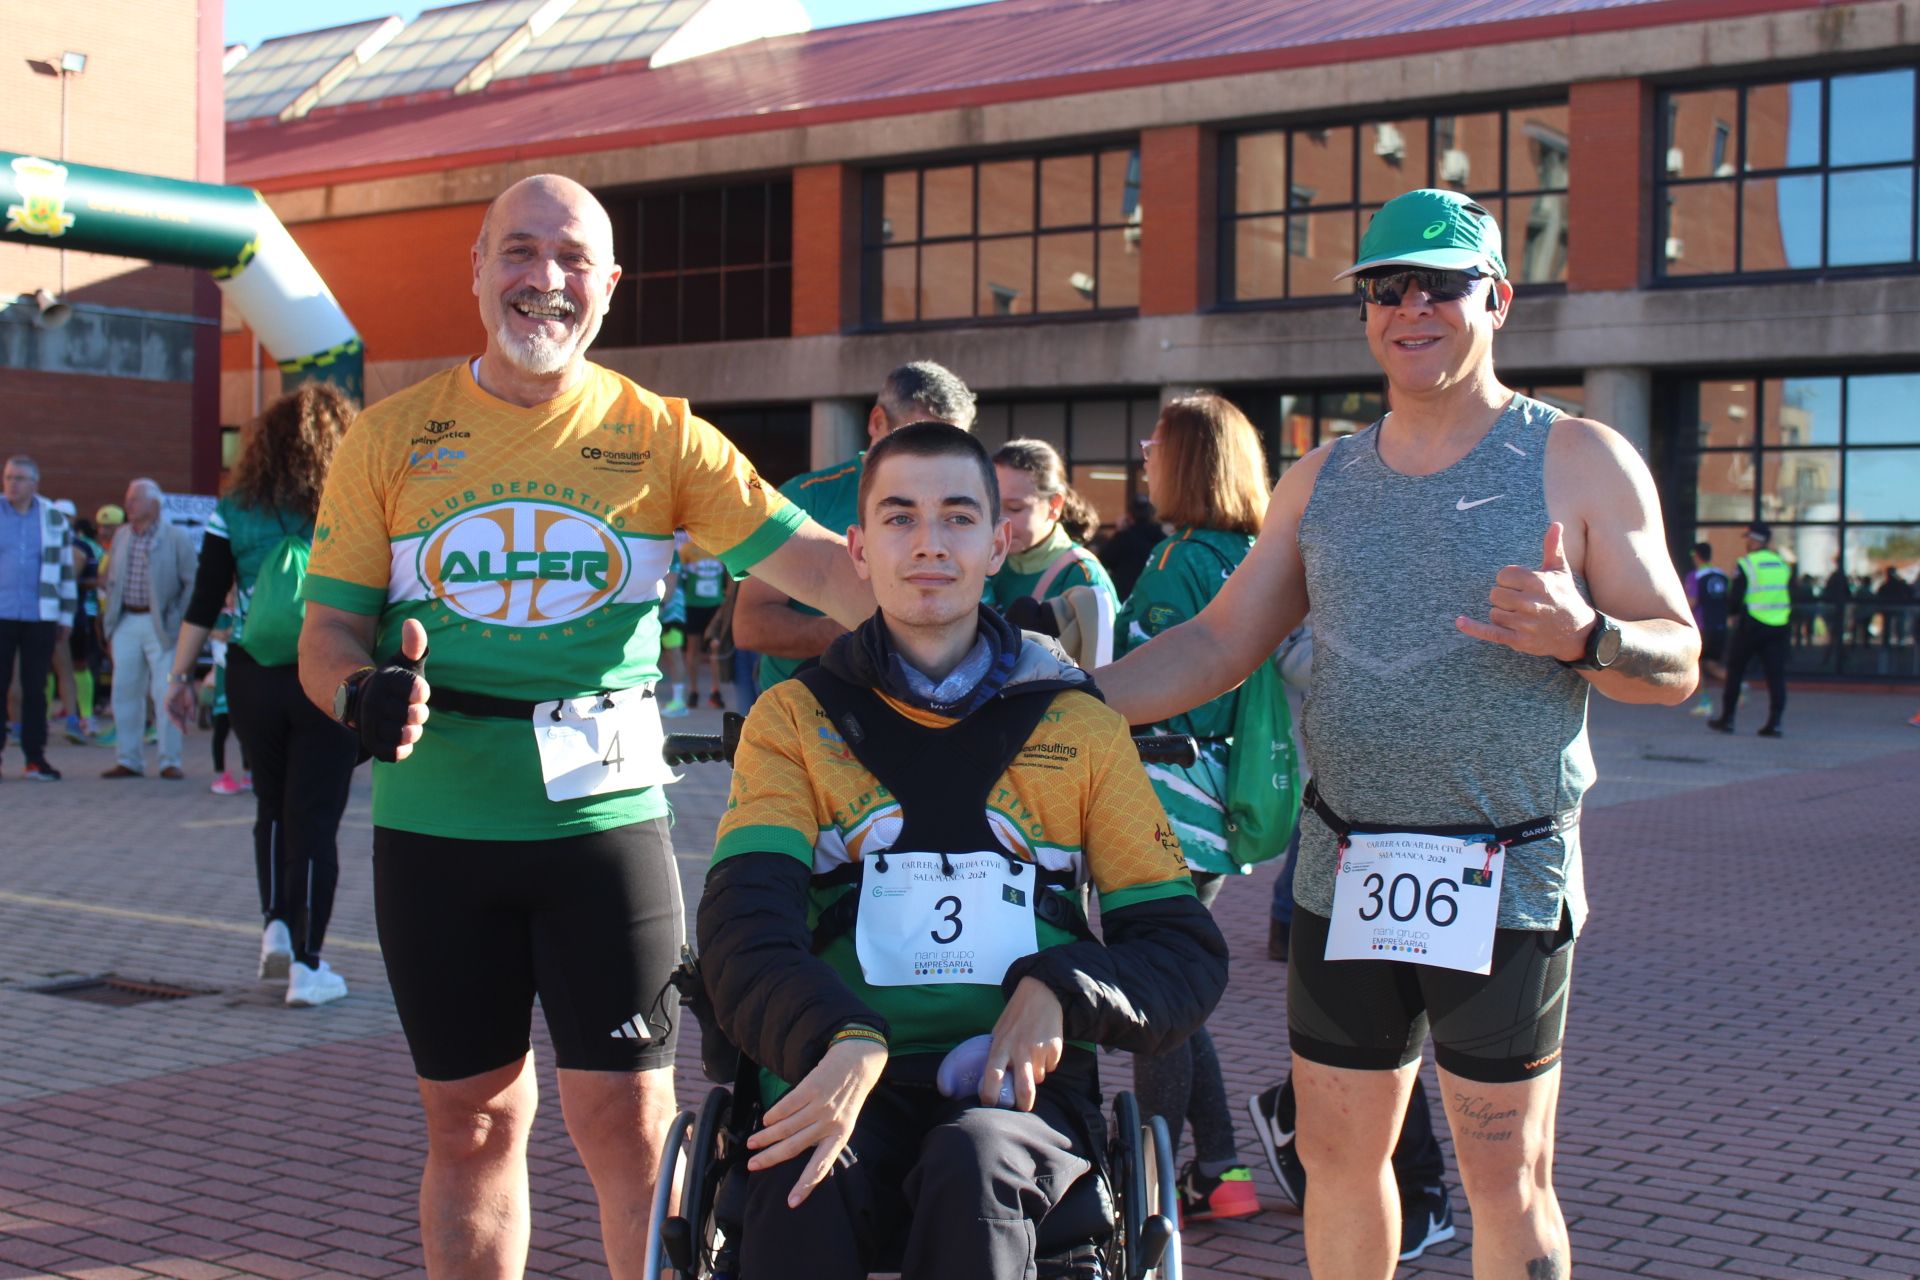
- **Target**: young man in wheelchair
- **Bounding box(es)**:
[696,422,1229,1280]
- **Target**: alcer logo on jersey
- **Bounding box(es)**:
[418,501,630,625]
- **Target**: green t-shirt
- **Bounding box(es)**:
[1114,526,1253,874]
[756,455,862,690]
[684,552,728,608]
[986,522,1118,612]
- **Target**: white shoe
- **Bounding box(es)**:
[286,959,347,1007]
[258,920,293,979]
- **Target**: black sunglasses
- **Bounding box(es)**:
[1354,268,1489,307]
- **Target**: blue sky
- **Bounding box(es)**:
[225,0,990,47]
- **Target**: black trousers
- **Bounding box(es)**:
[740,1059,1102,1280]
[224,646,360,965]
[0,619,57,764]
[1721,619,1789,729]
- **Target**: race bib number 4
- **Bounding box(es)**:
[533,689,675,802]
[855,851,1040,988]
[1325,832,1503,975]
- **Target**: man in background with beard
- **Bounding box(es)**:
[299,174,874,1278]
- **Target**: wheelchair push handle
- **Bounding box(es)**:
[1131,733,1198,768]
[662,712,746,766]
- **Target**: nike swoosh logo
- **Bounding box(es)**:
[1456,495,1504,511]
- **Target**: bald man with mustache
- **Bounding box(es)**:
[299,175,875,1278]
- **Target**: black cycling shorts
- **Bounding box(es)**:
[373,818,683,1080]
[1287,906,1575,1084]
[684,604,720,643]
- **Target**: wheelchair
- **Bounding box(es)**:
[649,722,1200,1280]
[642,1081,1181,1280]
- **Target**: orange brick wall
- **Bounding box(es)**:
[223,202,491,391]
[1568,78,1652,292]
[1139,125,1215,316]
[791,164,860,336]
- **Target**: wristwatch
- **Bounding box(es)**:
[1560,612,1622,671]
[332,665,376,727]
[169,670,196,685]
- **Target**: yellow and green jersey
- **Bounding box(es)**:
[303,360,803,839]
[713,679,1193,1060]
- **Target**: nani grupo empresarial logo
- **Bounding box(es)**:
[418,500,630,625]
[6,156,76,238]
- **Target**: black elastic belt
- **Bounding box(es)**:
[433,684,651,721]
[1302,779,1577,850]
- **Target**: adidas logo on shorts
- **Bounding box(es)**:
[610,1017,653,1042]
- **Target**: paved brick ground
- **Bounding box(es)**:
[1,691,1916,1278]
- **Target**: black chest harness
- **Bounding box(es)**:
[795,666,1095,952]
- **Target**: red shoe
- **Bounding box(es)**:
[1176,1163,1261,1222]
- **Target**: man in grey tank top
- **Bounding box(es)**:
[1101,189,1700,1280]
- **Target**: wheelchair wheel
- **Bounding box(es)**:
[1109,1092,1181,1280]
[644,1086,733,1280]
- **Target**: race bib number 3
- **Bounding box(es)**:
[533,689,675,802]
[855,851,1040,988]
[1325,832,1503,975]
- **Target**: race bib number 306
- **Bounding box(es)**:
[1325,832,1503,975]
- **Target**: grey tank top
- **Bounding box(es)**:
[1295,394,1592,934]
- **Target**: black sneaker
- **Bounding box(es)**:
[1398,1182,1456,1261]
[1757,725,1783,738]
[23,760,61,781]
[1246,1087,1306,1209]
[1706,718,1734,733]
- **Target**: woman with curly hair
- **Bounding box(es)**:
[166,383,361,1007]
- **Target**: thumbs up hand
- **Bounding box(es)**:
[1455,522,1598,661]
[356,617,433,763]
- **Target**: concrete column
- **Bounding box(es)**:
[811,398,867,470]
[1584,366,1653,460]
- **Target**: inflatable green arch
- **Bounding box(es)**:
[3,150,362,401]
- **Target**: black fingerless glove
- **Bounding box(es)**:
[353,642,428,764]
[1003,594,1061,637]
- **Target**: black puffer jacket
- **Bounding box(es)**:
[696,615,1229,1087]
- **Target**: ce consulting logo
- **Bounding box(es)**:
[417,500,631,626]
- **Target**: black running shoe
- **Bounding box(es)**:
[1246,1086,1306,1209]
[1399,1182,1456,1261]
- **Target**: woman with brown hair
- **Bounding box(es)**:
[988,438,1119,666]
[166,383,361,1007]
[1116,392,1279,1222]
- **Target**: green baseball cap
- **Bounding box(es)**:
[1336,188,1507,280]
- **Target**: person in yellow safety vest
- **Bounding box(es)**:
[1709,521,1792,738]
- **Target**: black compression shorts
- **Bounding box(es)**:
[1287,906,1575,1084]
[684,604,720,642]
[374,818,683,1080]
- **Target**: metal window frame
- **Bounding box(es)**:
[1653,62,1920,286]
[858,141,1145,330]
[1216,99,1572,310]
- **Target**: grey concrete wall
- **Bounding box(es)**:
[483,276,1915,407]
[264,1,1920,224]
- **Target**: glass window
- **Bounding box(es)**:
[1829,69,1915,167]
[1674,371,1920,680]
[1659,67,1920,280]
[1846,373,1920,444]
[1760,449,1842,522]
[1223,103,1567,303]
[863,145,1143,325]
[1847,449,1920,521]
[1760,378,1842,447]
[602,179,793,346]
